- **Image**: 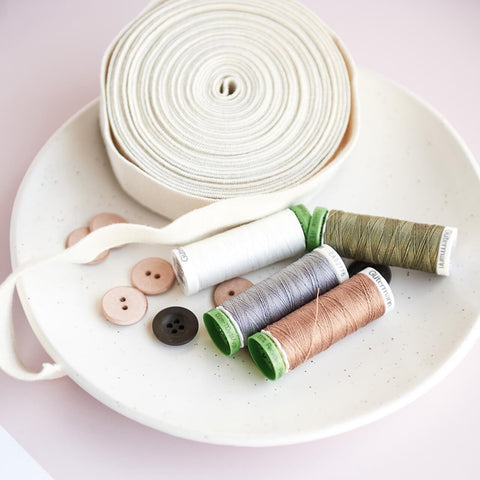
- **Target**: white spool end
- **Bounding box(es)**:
[314,244,349,284]
[359,267,395,314]
[436,226,458,276]
[260,329,291,373]
[171,247,200,296]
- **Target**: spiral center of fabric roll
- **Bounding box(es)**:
[101,0,355,205]
[218,76,238,97]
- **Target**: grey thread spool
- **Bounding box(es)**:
[203,244,348,355]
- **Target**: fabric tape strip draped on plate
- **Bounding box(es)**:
[0,0,358,381]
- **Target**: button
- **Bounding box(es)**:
[101,286,147,326]
[213,277,253,306]
[65,226,109,264]
[152,307,198,346]
[347,261,392,284]
[131,257,176,295]
[89,212,127,231]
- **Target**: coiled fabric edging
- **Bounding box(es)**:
[99,0,359,220]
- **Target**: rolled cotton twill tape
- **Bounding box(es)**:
[99,0,359,220]
[1,0,359,381]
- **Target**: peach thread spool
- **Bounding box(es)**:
[203,244,348,356]
[248,267,394,380]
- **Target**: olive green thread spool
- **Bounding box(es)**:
[307,207,457,275]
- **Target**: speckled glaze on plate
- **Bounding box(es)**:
[10,70,480,446]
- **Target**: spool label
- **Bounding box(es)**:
[359,267,395,314]
[218,306,245,348]
[436,227,457,276]
[175,247,189,262]
[316,244,349,283]
[262,330,291,373]
[171,247,200,295]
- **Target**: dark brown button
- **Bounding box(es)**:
[152,307,198,346]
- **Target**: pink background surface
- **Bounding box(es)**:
[1,1,479,478]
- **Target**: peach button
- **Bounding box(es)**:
[131,257,176,295]
[213,277,253,306]
[89,212,127,231]
[65,226,109,264]
[101,286,147,326]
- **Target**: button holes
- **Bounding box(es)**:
[171,329,178,334]
[122,305,128,310]
[145,271,151,276]
[167,323,173,328]
[154,273,160,279]
[174,319,180,324]
[179,325,185,330]
[120,297,126,302]
[228,290,235,296]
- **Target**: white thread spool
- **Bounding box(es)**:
[172,209,305,295]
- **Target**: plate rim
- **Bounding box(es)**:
[9,68,480,446]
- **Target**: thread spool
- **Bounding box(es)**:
[248,267,394,380]
[203,244,348,356]
[311,208,457,275]
[172,205,311,295]
[172,205,456,295]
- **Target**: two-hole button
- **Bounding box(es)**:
[131,257,175,295]
[101,286,147,326]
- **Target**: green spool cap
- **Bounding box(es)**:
[248,332,286,381]
[306,206,328,251]
[203,308,241,356]
[289,204,311,240]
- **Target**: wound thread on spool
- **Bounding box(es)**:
[320,209,457,275]
[203,244,348,356]
[172,204,457,297]
[248,267,394,380]
[172,206,310,295]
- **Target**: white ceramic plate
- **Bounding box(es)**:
[10,70,480,446]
